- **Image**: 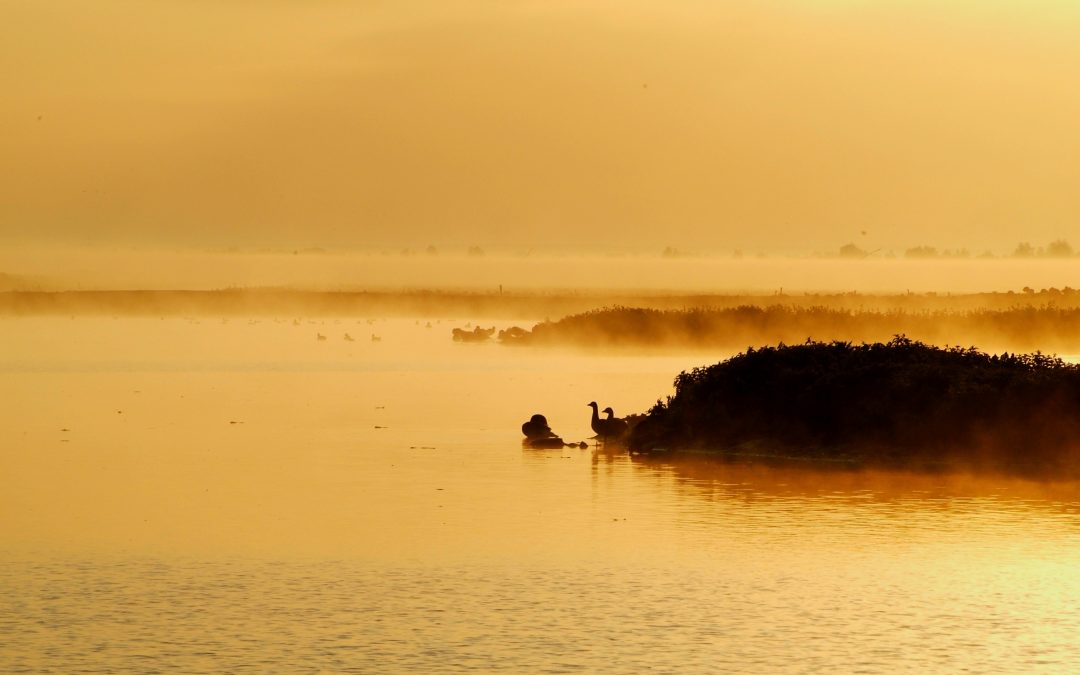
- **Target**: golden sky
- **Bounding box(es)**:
[3,0,1079,254]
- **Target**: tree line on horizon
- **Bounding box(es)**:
[839,239,1075,260]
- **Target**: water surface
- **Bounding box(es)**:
[2,318,1078,672]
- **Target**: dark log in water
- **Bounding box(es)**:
[629,336,1080,478]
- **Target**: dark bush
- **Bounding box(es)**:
[628,337,1080,477]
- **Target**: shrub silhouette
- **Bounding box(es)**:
[629,336,1080,477]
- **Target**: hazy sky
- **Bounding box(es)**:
[3,0,1079,254]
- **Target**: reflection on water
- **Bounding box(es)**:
[2,318,1079,672]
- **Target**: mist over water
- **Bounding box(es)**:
[4,248,1080,674]
[2,316,1079,672]
[7,0,1080,669]
[5,247,1080,294]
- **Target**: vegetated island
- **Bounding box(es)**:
[499,305,1080,353]
[627,336,1080,478]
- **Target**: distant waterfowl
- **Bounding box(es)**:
[371,333,382,342]
[317,333,327,341]
[344,333,355,342]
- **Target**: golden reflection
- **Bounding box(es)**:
[629,453,1080,508]
[4,315,1080,673]
[5,0,1080,670]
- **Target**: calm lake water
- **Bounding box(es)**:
[2,317,1079,673]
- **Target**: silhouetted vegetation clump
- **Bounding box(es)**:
[904,246,971,259]
[838,243,868,259]
[452,326,495,342]
[629,337,1080,477]
[1011,239,1076,258]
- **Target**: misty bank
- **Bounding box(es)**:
[501,304,1080,353]
[629,337,1080,478]
[6,287,1080,320]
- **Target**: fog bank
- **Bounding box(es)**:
[4,247,1080,295]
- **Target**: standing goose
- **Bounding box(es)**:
[602,407,629,439]
[587,401,606,438]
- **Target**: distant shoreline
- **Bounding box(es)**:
[497,304,1080,353]
[2,287,1078,319]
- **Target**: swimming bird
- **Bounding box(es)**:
[317,333,327,341]
[521,413,569,448]
[602,407,629,439]
[344,333,355,342]
[522,414,554,439]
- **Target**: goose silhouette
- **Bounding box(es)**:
[602,407,629,439]
[587,401,606,438]
[521,413,572,449]
[522,414,553,439]
[588,402,629,443]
